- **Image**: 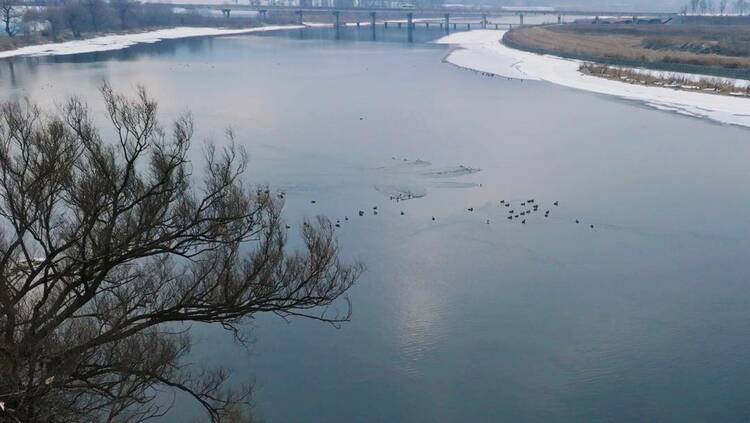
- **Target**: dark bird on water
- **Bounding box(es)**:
[507,216,512,220]
[335,223,340,228]
[432,216,436,221]
[554,201,559,206]
[468,208,474,212]
[522,219,526,224]
[311,200,316,204]
[590,224,594,229]
[358,210,364,216]
[575,220,580,224]
[400,211,405,215]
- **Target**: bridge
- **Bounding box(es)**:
[153,2,677,28]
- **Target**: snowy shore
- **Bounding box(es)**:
[0,25,304,59]
[436,30,750,128]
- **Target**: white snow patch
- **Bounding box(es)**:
[0,25,304,59]
[436,29,750,128]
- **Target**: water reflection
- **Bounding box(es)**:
[3,27,750,423]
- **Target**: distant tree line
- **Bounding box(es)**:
[1,0,267,41]
[684,0,748,15]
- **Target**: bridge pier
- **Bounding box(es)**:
[221,8,231,18]
[453,23,456,29]
[332,10,340,28]
[494,23,498,29]
[467,23,471,29]
[481,13,487,28]
[370,11,376,28]
[558,14,562,24]
[384,21,388,28]
[519,13,523,25]
[397,22,401,28]
[407,12,413,42]
[295,10,303,25]
[258,9,267,21]
[633,15,638,24]
[444,13,449,31]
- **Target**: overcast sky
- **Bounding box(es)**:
[495,0,684,11]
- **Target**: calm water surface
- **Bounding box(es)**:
[4,26,750,422]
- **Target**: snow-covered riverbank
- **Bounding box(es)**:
[0,25,304,59]
[436,30,750,128]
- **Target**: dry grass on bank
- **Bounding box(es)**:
[504,25,750,71]
[579,62,750,97]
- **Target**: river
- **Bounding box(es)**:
[4,26,750,422]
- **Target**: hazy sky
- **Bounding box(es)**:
[497,0,684,11]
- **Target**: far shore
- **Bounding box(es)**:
[0,25,307,59]
[435,29,750,128]
[502,24,750,81]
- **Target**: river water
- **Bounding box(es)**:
[4,26,750,422]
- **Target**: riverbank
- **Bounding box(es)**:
[503,24,750,80]
[0,25,305,59]
[435,30,750,128]
[579,62,750,98]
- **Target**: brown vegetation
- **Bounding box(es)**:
[504,24,750,77]
[579,62,750,96]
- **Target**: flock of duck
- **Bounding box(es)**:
[271,192,597,231]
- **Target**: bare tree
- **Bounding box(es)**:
[0,0,20,37]
[699,0,708,14]
[110,0,134,29]
[737,0,747,14]
[60,1,90,37]
[691,0,700,13]
[0,84,362,422]
[720,0,728,13]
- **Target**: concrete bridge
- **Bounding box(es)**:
[160,3,677,28]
